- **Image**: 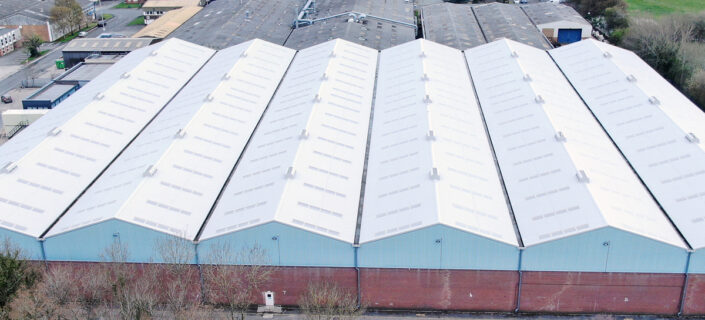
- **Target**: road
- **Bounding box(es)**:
[0,5,144,96]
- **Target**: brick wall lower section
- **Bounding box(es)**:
[683,274,705,315]
[360,269,518,311]
[519,271,685,314]
[41,262,704,315]
[1,25,51,42]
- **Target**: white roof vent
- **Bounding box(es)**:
[429,167,440,180]
[313,94,322,103]
[419,52,427,58]
[423,94,432,104]
[626,74,637,82]
[648,96,660,105]
[426,130,436,141]
[204,93,215,102]
[150,50,158,56]
[48,127,62,136]
[523,74,532,82]
[240,51,248,58]
[2,162,17,174]
[510,51,519,58]
[94,92,105,100]
[120,72,131,79]
[329,51,336,58]
[421,73,430,82]
[535,95,545,104]
[686,133,700,144]
[299,129,309,140]
[174,129,186,139]
[554,131,567,142]
[222,73,231,80]
[285,166,296,179]
[576,170,590,183]
[143,165,157,177]
[321,73,328,81]
[603,51,612,58]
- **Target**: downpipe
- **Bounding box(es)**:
[515,247,524,313]
[354,244,361,309]
[678,250,693,317]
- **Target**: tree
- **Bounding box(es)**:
[22,35,43,58]
[51,0,85,35]
[202,242,274,320]
[687,69,705,111]
[568,0,627,17]
[298,282,364,320]
[0,238,39,311]
[7,266,86,320]
[101,242,158,320]
[155,235,203,320]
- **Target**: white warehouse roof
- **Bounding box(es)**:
[551,39,705,250]
[46,40,295,240]
[0,38,213,238]
[360,39,517,245]
[200,39,378,243]
[465,39,686,248]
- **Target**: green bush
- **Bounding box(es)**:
[0,239,40,310]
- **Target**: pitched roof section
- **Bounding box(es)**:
[360,40,516,245]
[472,3,552,50]
[132,7,203,39]
[0,39,214,238]
[521,3,590,26]
[421,3,487,50]
[465,39,685,248]
[200,39,378,243]
[45,40,294,240]
[550,39,705,249]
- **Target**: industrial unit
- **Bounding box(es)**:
[0,36,704,315]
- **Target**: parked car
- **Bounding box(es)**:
[97,20,107,27]
[1,95,12,104]
[98,33,112,38]
[78,31,87,37]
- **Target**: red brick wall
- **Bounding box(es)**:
[519,271,684,314]
[1,25,51,42]
[683,274,705,315]
[361,269,518,311]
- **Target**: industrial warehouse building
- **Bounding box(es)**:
[0,37,704,315]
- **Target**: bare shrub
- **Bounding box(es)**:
[298,282,364,320]
[202,242,274,320]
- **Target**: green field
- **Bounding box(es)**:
[626,0,705,16]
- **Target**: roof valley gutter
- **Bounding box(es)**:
[462,50,524,248]
[470,6,489,45]
[193,49,300,242]
[547,50,693,251]
[38,44,218,240]
[351,48,381,310]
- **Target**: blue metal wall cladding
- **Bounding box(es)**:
[689,250,705,274]
[198,222,355,267]
[0,228,42,260]
[358,224,519,270]
[522,227,688,273]
[43,219,196,263]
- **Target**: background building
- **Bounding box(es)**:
[0,27,21,56]
[0,0,93,42]
[521,2,592,44]
[61,38,155,68]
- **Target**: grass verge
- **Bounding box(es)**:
[113,2,142,8]
[626,0,705,16]
[56,22,98,43]
[128,15,145,25]
[22,50,50,64]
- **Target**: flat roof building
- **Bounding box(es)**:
[472,3,552,50]
[521,3,592,44]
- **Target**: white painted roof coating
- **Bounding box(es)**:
[0,38,213,238]
[0,43,165,170]
[46,40,294,239]
[466,39,685,248]
[201,39,378,243]
[360,39,517,245]
[551,39,705,249]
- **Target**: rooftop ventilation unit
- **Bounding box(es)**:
[429,167,440,180]
[554,131,567,142]
[626,74,637,82]
[686,133,700,144]
[174,129,186,139]
[426,130,436,141]
[48,127,62,136]
[299,129,309,140]
[648,96,660,105]
[535,95,545,104]
[576,170,590,183]
[423,94,432,104]
[2,162,17,174]
[285,166,296,179]
[143,165,157,177]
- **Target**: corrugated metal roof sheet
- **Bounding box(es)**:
[200,39,378,243]
[360,39,517,245]
[64,39,154,52]
[466,39,685,248]
[0,39,214,238]
[45,40,294,239]
[551,39,705,249]
[132,7,202,39]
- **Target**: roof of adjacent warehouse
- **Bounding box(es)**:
[63,38,155,53]
[472,3,552,50]
[46,40,294,240]
[465,39,686,249]
[142,0,201,9]
[132,7,203,39]
[58,64,113,82]
[550,39,705,250]
[0,39,212,238]
[285,18,416,51]
[360,39,517,245]
[420,3,487,50]
[167,0,295,49]
[521,2,591,26]
[200,39,378,243]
